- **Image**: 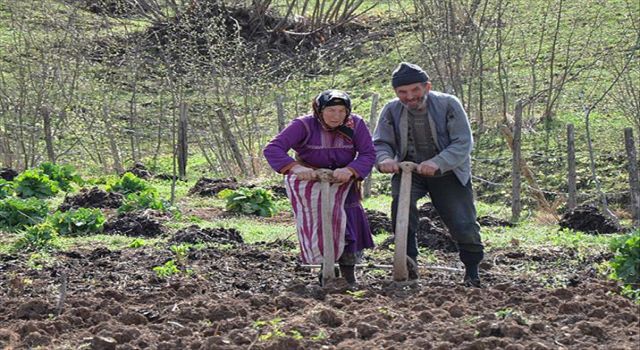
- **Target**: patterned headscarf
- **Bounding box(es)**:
[312,90,354,141]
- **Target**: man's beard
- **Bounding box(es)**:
[401,94,427,112]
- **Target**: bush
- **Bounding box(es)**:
[13,223,60,251]
[38,162,82,191]
[118,189,167,214]
[0,179,13,199]
[218,187,277,217]
[14,169,59,198]
[0,197,49,230]
[609,230,640,288]
[106,172,152,195]
[47,208,105,236]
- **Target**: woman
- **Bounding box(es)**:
[263,89,376,285]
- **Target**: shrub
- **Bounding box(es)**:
[609,230,640,289]
[118,189,166,214]
[0,179,13,198]
[14,169,59,198]
[47,208,106,236]
[106,172,151,195]
[38,162,83,191]
[12,223,60,251]
[0,197,49,230]
[218,187,277,217]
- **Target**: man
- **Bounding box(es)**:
[373,62,484,287]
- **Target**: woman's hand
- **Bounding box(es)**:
[290,165,317,180]
[332,168,353,183]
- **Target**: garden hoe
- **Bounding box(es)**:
[316,169,336,287]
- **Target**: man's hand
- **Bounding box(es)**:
[416,160,440,176]
[290,165,316,180]
[377,158,400,173]
[332,168,353,183]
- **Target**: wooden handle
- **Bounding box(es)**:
[393,162,415,281]
[318,169,336,285]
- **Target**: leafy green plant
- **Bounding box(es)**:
[609,230,640,298]
[218,187,277,217]
[129,238,147,248]
[118,189,167,213]
[170,243,191,265]
[12,223,60,252]
[153,259,180,278]
[47,208,105,236]
[38,162,82,191]
[0,179,13,198]
[0,197,49,230]
[26,252,55,270]
[106,172,151,195]
[14,169,59,198]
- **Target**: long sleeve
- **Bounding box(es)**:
[430,96,474,173]
[372,103,398,164]
[346,118,376,179]
[263,119,307,173]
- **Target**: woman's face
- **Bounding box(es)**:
[321,105,348,128]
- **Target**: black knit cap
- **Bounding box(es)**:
[391,62,429,88]
[313,89,351,115]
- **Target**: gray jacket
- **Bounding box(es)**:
[373,90,473,185]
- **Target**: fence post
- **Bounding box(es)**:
[363,93,379,198]
[567,123,577,211]
[511,100,523,223]
[276,95,286,132]
[624,128,640,228]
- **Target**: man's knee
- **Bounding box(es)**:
[448,221,482,249]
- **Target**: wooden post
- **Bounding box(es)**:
[511,100,523,223]
[567,123,577,211]
[177,102,188,179]
[317,169,336,286]
[276,95,286,132]
[216,109,248,176]
[624,128,640,228]
[363,93,379,198]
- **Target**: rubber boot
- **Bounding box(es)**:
[459,250,483,287]
[407,256,419,280]
[339,264,356,286]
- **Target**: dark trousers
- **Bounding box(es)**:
[391,172,483,259]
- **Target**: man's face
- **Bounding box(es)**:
[321,105,348,128]
[394,82,431,110]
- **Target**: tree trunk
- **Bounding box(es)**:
[624,128,640,228]
[216,109,248,176]
[102,104,124,174]
[42,105,56,164]
[177,102,188,179]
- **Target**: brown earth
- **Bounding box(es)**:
[1,241,638,349]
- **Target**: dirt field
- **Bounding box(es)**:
[1,237,638,350]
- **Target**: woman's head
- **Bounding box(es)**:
[313,90,351,129]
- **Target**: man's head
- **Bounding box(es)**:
[391,62,431,110]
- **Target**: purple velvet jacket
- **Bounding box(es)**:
[263,114,376,186]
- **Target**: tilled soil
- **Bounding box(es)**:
[559,204,624,234]
[1,242,637,349]
[189,178,239,197]
[59,187,124,211]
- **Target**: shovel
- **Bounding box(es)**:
[315,168,336,286]
[393,161,418,281]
